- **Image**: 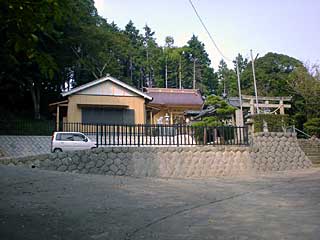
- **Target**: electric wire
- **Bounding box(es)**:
[188,0,244,112]
[188,0,232,62]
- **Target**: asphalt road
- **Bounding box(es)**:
[0,165,320,240]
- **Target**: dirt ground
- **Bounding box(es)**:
[1,165,320,240]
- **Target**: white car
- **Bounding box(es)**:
[51,132,97,153]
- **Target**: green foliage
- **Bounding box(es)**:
[288,65,320,119]
[192,95,236,131]
[217,59,237,97]
[204,95,237,117]
[192,117,222,127]
[1,0,318,132]
[233,53,248,73]
[252,114,289,132]
[0,0,100,119]
[303,118,320,137]
[241,52,303,96]
[0,120,55,136]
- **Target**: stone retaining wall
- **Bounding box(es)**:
[1,146,252,178]
[0,132,313,178]
[251,132,312,171]
[0,136,51,157]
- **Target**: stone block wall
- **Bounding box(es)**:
[0,133,313,179]
[1,146,252,178]
[251,132,312,172]
[0,136,51,157]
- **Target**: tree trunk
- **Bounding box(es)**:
[30,81,41,120]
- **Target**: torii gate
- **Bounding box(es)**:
[241,95,292,115]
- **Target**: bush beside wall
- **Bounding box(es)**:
[252,114,289,132]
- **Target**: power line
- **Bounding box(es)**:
[188,0,245,123]
[188,0,232,62]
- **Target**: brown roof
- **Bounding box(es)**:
[145,88,204,106]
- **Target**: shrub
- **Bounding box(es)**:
[303,118,320,137]
[252,114,289,132]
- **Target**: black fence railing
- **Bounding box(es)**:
[0,120,56,136]
[61,123,249,146]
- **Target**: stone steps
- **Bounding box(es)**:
[307,156,320,164]
[298,139,320,165]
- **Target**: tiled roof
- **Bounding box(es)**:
[228,97,241,107]
[145,88,204,106]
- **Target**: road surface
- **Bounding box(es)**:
[0,166,320,239]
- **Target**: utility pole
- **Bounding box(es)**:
[236,61,243,112]
[179,55,182,89]
[165,55,168,88]
[250,49,259,114]
[146,49,149,86]
[193,58,196,89]
[130,56,133,84]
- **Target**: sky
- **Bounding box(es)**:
[94,0,320,69]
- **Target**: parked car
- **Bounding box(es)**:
[51,132,97,153]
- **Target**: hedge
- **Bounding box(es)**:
[303,118,320,137]
[252,114,289,132]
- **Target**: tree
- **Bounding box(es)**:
[142,24,158,87]
[217,60,237,97]
[165,36,174,48]
[0,0,100,119]
[183,35,215,92]
[288,65,320,120]
[193,95,236,127]
[241,52,303,96]
[233,53,248,73]
[304,118,320,137]
[123,20,145,88]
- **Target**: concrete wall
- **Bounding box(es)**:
[67,94,146,124]
[0,132,313,179]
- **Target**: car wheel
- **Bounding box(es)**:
[53,148,62,153]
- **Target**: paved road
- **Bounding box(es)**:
[0,166,320,240]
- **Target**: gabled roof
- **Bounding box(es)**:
[145,88,204,106]
[61,76,152,100]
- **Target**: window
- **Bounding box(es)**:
[82,108,135,124]
[73,134,86,141]
[56,133,74,141]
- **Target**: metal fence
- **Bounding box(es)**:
[61,123,249,147]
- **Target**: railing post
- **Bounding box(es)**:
[96,124,99,147]
[177,125,179,147]
[203,126,207,145]
[138,124,140,147]
[245,125,249,145]
[100,124,103,145]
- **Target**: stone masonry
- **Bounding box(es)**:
[0,136,51,157]
[0,132,313,178]
[1,146,252,178]
[251,132,312,171]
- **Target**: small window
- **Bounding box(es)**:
[59,133,74,141]
[56,133,62,140]
[73,134,86,141]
